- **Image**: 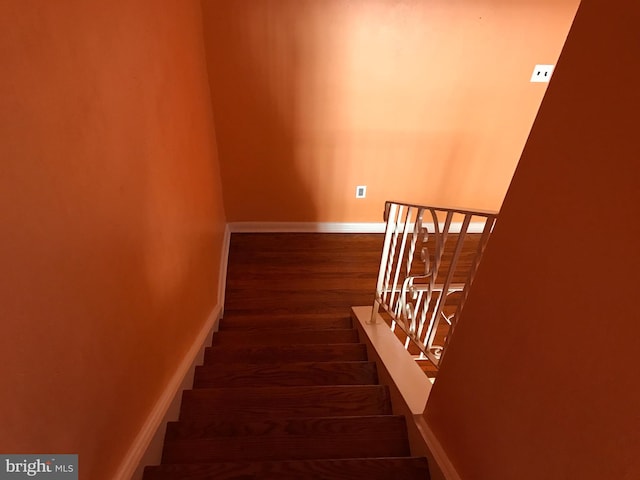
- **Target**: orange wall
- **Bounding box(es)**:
[425,1,640,478]
[202,0,578,222]
[0,1,225,478]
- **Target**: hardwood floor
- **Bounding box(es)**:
[224,233,384,316]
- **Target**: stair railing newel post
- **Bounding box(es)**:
[372,201,498,375]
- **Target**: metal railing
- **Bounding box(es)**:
[371,201,497,371]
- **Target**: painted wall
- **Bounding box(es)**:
[202,0,579,222]
[0,1,226,478]
[425,0,640,478]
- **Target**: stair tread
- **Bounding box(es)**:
[166,414,406,439]
[144,457,431,480]
[219,315,352,330]
[204,344,368,364]
[194,361,378,387]
[162,415,409,462]
[180,385,391,419]
[212,329,359,346]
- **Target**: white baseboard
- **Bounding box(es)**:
[115,230,231,480]
[415,416,462,480]
[228,222,386,233]
[218,224,231,315]
[114,305,221,480]
[114,224,231,480]
[351,306,432,415]
[228,221,489,234]
[352,306,460,480]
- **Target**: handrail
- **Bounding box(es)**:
[371,201,497,372]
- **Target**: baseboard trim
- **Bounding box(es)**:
[113,304,221,480]
[228,221,489,234]
[352,305,460,480]
[351,306,432,414]
[218,224,231,316]
[116,226,231,479]
[415,416,462,480]
[228,222,386,233]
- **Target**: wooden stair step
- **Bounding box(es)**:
[219,314,352,331]
[180,385,391,419]
[165,414,406,440]
[212,329,359,346]
[204,344,368,364]
[223,297,373,317]
[162,416,409,463]
[194,361,378,388]
[143,457,431,480]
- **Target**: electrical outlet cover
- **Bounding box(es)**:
[356,186,367,198]
[531,64,554,83]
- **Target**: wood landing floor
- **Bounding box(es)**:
[225,233,383,317]
[225,233,443,377]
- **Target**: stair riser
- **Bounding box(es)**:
[193,362,378,388]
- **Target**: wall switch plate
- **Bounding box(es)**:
[531,64,554,83]
[356,185,367,199]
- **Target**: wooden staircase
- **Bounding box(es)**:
[143,312,430,479]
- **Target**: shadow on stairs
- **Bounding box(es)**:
[143,312,430,479]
